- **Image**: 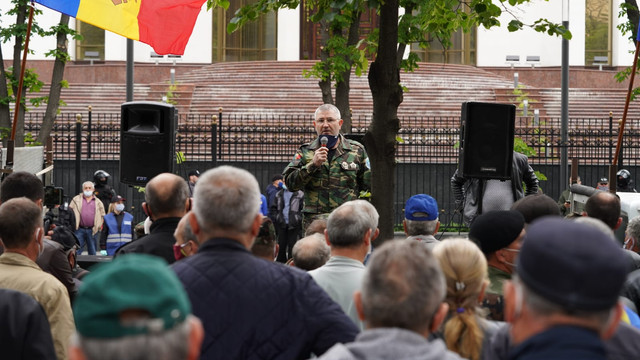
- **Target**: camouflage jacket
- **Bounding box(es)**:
[283,134,371,215]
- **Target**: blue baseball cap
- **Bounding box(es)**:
[404,194,439,221]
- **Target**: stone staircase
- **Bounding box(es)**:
[20,61,640,128]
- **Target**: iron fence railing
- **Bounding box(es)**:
[17,111,640,229]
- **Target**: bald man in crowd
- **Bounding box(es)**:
[116,173,191,263]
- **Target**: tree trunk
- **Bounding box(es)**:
[0,44,10,129]
[38,14,69,144]
[336,10,361,133]
[625,0,639,40]
[11,1,27,147]
[318,22,333,105]
[366,0,402,244]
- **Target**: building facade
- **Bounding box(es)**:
[1,0,634,68]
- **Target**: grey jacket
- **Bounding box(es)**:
[451,152,538,225]
[316,327,466,360]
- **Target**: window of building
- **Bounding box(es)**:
[75,21,105,61]
[211,0,277,62]
[411,28,476,65]
[585,0,611,65]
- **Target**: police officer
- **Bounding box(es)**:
[93,170,116,211]
[617,169,637,193]
[283,104,371,230]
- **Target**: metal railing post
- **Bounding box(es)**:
[75,113,82,193]
[211,114,218,169]
[87,105,92,159]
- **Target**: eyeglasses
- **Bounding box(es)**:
[315,118,338,124]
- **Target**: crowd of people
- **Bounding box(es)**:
[2,103,640,360]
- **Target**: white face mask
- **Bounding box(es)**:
[83,190,93,197]
[115,204,125,212]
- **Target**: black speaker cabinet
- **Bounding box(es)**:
[120,101,177,186]
[458,102,515,180]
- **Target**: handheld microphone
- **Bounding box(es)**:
[320,136,328,148]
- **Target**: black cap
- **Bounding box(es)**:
[518,217,627,311]
[188,170,200,177]
[469,210,525,255]
[599,178,608,183]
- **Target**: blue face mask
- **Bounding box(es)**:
[318,135,339,149]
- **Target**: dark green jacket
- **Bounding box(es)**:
[283,134,371,215]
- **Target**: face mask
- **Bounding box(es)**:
[597,184,609,191]
[318,135,339,149]
[173,242,191,261]
[115,204,125,212]
[83,190,93,197]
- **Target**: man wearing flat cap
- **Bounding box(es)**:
[504,217,628,360]
[403,194,441,250]
[469,210,525,321]
[70,254,204,360]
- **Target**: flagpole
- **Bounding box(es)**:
[611,33,640,191]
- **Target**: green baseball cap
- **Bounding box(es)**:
[73,254,191,338]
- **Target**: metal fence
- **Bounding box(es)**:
[20,110,640,229]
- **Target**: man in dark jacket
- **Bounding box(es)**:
[116,173,190,264]
[0,288,56,359]
[272,187,304,262]
[503,218,627,360]
[172,166,358,360]
[451,151,538,226]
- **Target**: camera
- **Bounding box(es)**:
[44,186,64,208]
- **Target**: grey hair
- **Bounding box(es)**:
[352,200,379,240]
[511,276,614,329]
[327,200,376,248]
[178,215,198,244]
[82,181,95,189]
[292,233,331,271]
[193,166,261,234]
[404,219,438,236]
[626,216,640,242]
[314,104,341,120]
[73,315,195,360]
[362,240,446,333]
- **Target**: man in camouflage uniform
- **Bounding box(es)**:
[283,104,371,230]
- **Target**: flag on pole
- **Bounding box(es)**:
[34,0,206,55]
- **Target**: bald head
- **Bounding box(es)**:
[144,173,190,219]
[291,233,330,271]
[584,191,621,230]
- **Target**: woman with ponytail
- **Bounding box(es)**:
[433,238,502,360]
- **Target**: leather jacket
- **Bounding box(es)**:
[451,152,538,225]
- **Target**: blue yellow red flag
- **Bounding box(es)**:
[34,0,206,55]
